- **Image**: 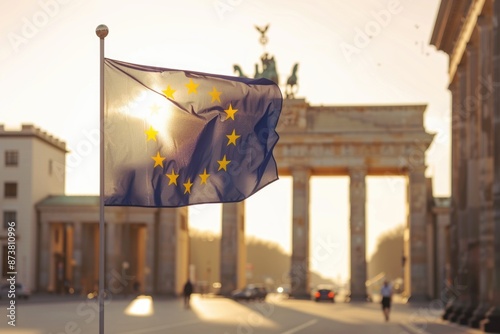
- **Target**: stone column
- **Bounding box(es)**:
[448,63,470,321]
[157,208,176,295]
[106,222,121,277]
[106,221,122,295]
[443,70,463,320]
[220,201,245,296]
[470,16,495,328]
[175,208,189,295]
[72,221,83,294]
[81,223,99,294]
[349,166,367,301]
[407,165,428,301]
[481,1,500,331]
[458,43,480,326]
[289,167,310,299]
[38,220,51,292]
[142,222,155,294]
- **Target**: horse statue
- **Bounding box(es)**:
[285,63,299,99]
[233,64,247,78]
[254,63,262,79]
[255,53,279,84]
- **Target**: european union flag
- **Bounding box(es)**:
[104,58,282,207]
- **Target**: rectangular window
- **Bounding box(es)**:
[3,211,16,230]
[4,183,17,198]
[5,151,18,166]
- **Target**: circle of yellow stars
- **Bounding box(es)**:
[145,77,242,196]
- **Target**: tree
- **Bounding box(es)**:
[367,224,405,284]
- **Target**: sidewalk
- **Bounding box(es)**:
[400,319,486,334]
[392,301,489,334]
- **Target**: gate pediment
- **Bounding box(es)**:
[274,99,434,175]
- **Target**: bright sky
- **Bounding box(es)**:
[0,0,450,282]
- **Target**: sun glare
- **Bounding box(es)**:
[120,88,175,142]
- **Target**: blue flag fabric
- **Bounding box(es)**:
[104,58,282,207]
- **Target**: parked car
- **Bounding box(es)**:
[313,284,335,302]
[0,283,31,299]
[231,284,268,301]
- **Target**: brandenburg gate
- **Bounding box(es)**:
[219,98,434,301]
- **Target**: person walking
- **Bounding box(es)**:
[380,280,393,321]
[183,279,194,309]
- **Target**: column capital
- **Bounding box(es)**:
[290,165,311,174]
[408,165,427,175]
[349,166,367,183]
[348,165,367,173]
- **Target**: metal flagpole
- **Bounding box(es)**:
[96,24,108,334]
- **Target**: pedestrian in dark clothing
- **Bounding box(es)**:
[380,280,393,321]
[183,279,193,308]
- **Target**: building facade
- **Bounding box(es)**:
[35,197,190,296]
[431,0,500,332]
[0,124,66,290]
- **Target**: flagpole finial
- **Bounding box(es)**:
[96,24,109,39]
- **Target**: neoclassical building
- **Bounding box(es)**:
[431,0,500,332]
[36,197,190,296]
[0,125,66,291]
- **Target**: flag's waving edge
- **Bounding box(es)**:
[103,58,283,208]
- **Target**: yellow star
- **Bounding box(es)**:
[145,126,158,141]
[217,155,231,171]
[185,79,199,94]
[224,104,238,120]
[151,152,166,168]
[183,178,193,194]
[165,169,179,185]
[163,85,176,100]
[199,169,210,184]
[226,129,241,146]
[209,86,222,103]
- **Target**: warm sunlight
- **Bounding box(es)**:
[124,295,154,317]
[189,295,278,329]
[0,0,471,332]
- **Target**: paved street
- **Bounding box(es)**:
[0,293,488,334]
